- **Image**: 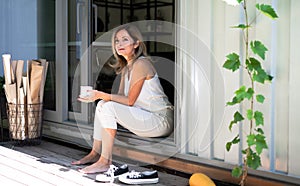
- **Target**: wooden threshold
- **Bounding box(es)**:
[112,145,298,186]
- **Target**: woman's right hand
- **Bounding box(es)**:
[78,90,111,103]
[77,96,95,103]
[77,90,98,103]
[90,90,111,102]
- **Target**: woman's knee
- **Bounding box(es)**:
[102,101,115,110]
[97,101,116,116]
[96,100,106,108]
[96,100,114,112]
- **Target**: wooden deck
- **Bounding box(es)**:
[0,139,189,186]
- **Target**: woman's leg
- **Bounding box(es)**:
[72,101,105,165]
[95,101,173,137]
[78,128,116,173]
[79,101,173,173]
[110,102,174,137]
[71,140,102,165]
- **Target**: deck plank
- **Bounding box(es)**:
[0,149,79,185]
[0,170,25,186]
[0,162,54,186]
[0,145,117,186]
[0,140,189,186]
[0,174,26,186]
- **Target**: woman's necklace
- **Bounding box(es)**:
[126,57,135,79]
[127,63,133,79]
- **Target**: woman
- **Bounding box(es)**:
[73,24,174,174]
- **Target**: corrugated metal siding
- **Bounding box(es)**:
[288,0,300,177]
[178,0,300,178]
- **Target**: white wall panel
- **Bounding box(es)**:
[179,0,300,179]
[178,0,212,159]
[193,0,212,159]
[273,0,290,173]
[219,1,242,165]
[252,0,274,171]
[288,0,300,176]
[211,0,227,161]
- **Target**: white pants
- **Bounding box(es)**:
[93,100,174,140]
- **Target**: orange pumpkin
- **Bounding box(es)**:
[189,173,216,186]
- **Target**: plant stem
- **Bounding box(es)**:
[241,1,252,186]
[243,0,254,138]
[240,156,248,186]
[244,0,249,60]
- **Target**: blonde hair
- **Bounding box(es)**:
[110,24,149,74]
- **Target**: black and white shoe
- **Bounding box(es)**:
[118,170,159,185]
[95,164,129,183]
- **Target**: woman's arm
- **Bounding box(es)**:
[118,71,125,95]
[111,75,146,106]
[81,59,153,106]
[112,59,150,106]
[124,59,151,105]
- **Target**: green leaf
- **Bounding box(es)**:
[246,58,262,72]
[226,96,239,106]
[255,134,268,155]
[227,86,254,105]
[227,86,245,105]
[253,68,269,84]
[235,86,246,100]
[247,109,253,120]
[256,4,279,19]
[268,75,273,81]
[232,135,240,144]
[223,53,241,72]
[251,41,268,60]
[237,0,243,3]
[247,134,256,146]
[254,111,264,126]
[256,94,265,103]
[246,88,254,100]
[226,135,240,151]
[247,152,261,170]
[229,120,235,130]
[235,85,246,94]
[237,86,254,100]
[232,166,243,178]
[229,111,244,130]
[234,111,244,122]
[231,24,250,29]
[256,128,264,134]
[226,142,232,151]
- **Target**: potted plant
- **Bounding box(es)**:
[222,0,278,185]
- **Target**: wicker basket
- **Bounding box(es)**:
[6,103,43,145]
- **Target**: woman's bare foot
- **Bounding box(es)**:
[78,160,110,174]
[71,151,100,165]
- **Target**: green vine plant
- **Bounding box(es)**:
[222,0,278,185]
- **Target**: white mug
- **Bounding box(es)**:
[80,86,93,98]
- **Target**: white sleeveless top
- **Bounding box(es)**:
[124,71,172,112]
